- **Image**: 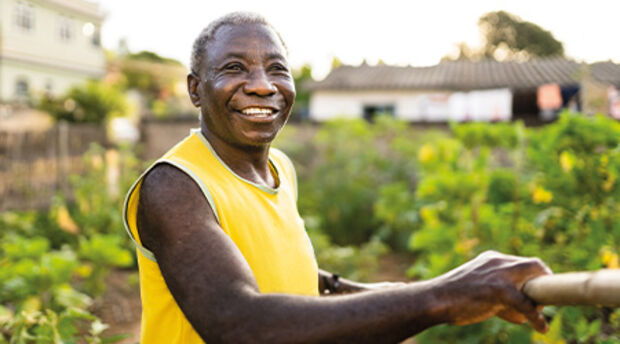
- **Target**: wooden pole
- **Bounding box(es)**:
[523,270,620,307]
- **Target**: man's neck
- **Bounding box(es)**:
[200,127,277,189]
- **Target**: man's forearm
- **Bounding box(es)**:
[222,279,446,344]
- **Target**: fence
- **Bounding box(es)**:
[0,122,107,211]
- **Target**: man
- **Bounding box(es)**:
[123,12,551,343]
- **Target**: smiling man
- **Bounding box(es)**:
[123,12,551,344]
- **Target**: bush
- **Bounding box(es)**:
[407,113,620,343]
[0,145,142,342]
[281,113,619,342]
[40,81,128,124]
[289,117,419,246]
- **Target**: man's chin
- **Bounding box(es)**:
[234,132,278,150]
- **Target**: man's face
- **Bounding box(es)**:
[192,23,296,149]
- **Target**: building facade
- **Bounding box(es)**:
[308,59,620,123]
[0,0,105,103]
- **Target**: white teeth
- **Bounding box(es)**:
[241,107,274,117]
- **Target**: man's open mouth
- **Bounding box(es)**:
[240,107,277,118]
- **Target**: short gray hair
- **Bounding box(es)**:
[190,12,287,75]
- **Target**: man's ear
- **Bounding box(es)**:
[187,73,201,107]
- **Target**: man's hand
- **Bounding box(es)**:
[431,250,552,333]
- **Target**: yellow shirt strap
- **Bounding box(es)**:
[270,148,298,201]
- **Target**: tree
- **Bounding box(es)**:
[113,50,193,118]
[479,11,564,59]
[445,11,564,61]
[291,64,313,121]
[126,50,183,66]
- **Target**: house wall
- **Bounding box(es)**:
[0,0,105,102]
[309,89,513,122]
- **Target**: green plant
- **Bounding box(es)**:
[0,236,119,343]
[304,216,388,282]
[40,81,128,124]
[296,117,418,246]
[0,145,143,343]
[78,235,133,296]
[407,113,620,342]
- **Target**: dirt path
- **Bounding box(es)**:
[94,270,141,344]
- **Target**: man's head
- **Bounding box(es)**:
[187,12,295,149]
[190,12,288,76]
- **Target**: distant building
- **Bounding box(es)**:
[307,58,620,124]
[0,0,105,104]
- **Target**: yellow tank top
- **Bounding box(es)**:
[123,129,319,344]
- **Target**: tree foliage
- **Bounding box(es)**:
[446,11,564,61]
[115,50,193,118]
[291,64,313,120]
[479,11,564,60]
[126,50,183,66]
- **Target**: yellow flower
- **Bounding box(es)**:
[602,251,619,269]
[418,144,437,164]
[456,238,479,255]
[532,186,553,204]
[75,263,93,278]
[600,155,609,167]
[602,172,616,192]
[419,206,439,228]
[57,205,79,234]
[559,151,573,172]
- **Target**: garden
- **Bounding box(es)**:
[1,112,619,343]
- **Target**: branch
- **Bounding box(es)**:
[523,270,620,307]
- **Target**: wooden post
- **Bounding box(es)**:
[58,120,69,194]
[523,270,620,307]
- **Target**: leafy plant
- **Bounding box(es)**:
[40,81,128,124]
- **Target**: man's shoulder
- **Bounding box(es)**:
[141,163,197,202]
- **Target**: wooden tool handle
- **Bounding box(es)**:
[522,270,620,307]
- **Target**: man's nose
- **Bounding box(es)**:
[243,69,277,96]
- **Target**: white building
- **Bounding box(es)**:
[0,0,105,103]
[308,59,620,123]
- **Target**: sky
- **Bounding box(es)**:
[98,0,620,79]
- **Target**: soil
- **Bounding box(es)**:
[95,253,417,344]
[93,270,141,344]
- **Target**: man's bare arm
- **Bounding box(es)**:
[137,164,549,344]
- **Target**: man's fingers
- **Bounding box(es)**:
[497,309,527,324]
[503,288,548,333]
[507,258,553,287]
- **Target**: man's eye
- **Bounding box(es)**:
[270,64,289,73]
[225,63,243,71]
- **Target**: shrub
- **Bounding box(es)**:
[40,81,128,124]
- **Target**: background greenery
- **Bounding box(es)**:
[275,113,620,344]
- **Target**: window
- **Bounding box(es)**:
[83,22,101,47]
[59,16,74,41]
[363,104,395,122]
[15,79,30,101]
[45,80,54,96]
[14,2,34,32]
[92,28,101,46]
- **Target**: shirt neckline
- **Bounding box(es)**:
[191,128,280,195]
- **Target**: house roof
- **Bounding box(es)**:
[307,58,620,92]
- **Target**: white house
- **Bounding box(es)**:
[308,59,620,123]
[0,0,105,103]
